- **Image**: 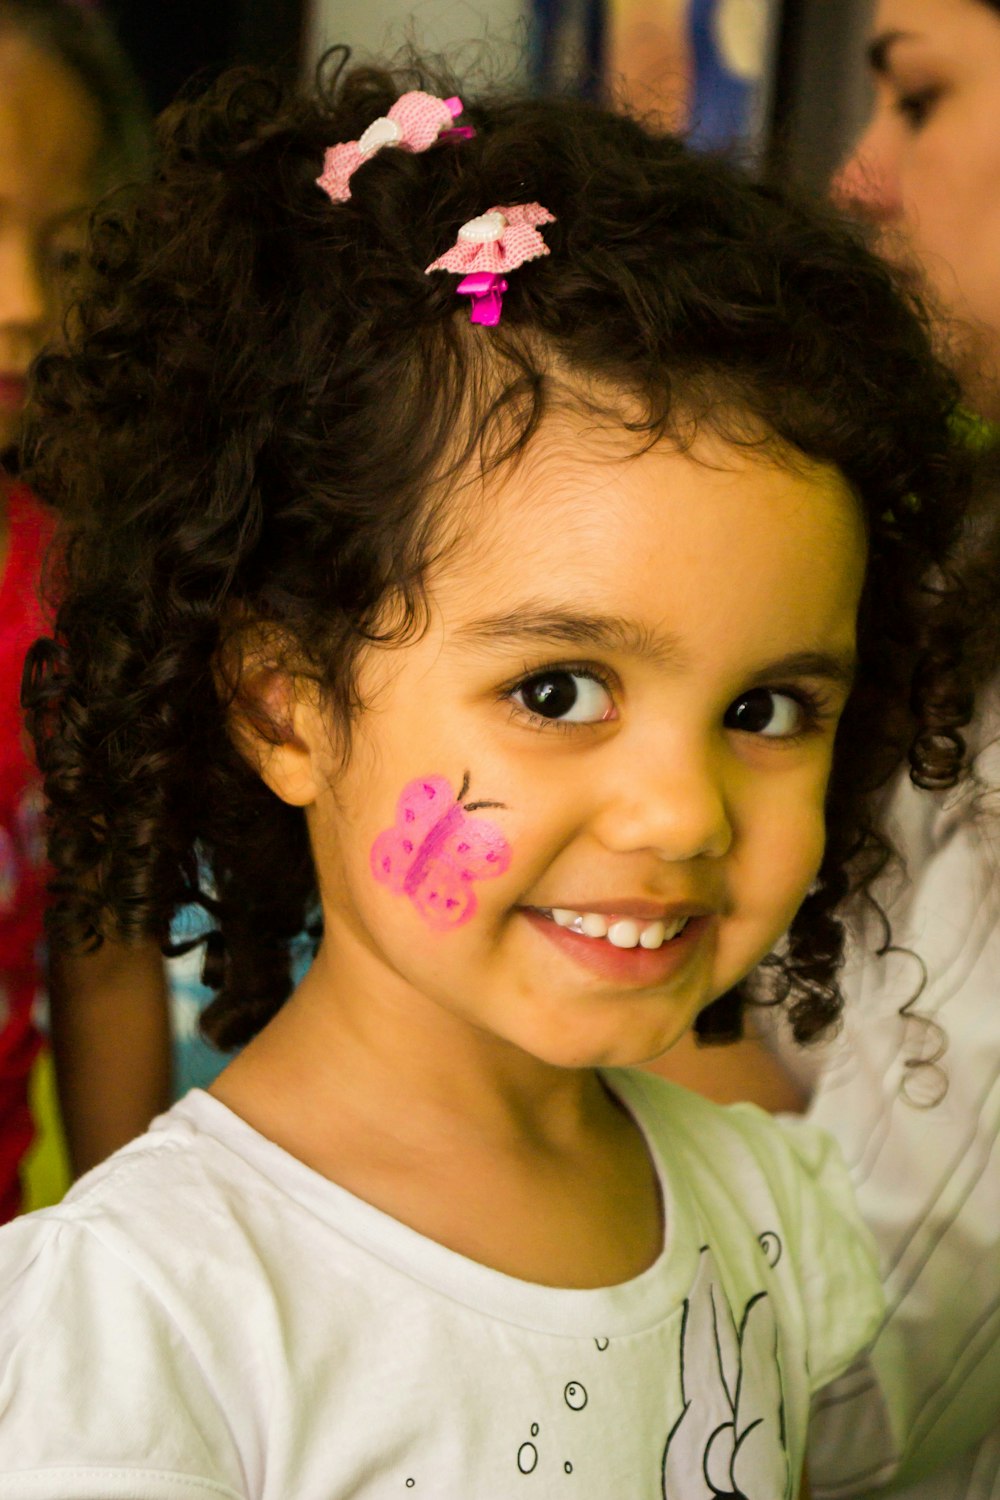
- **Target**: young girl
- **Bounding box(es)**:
[0,54,972,1499]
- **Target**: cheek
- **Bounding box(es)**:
[367,774,514,935]
[713,788,828,991]
[948,159,1000,330]
[739,773,828,916]
[768,811,826,908]
[908,121,1000,262]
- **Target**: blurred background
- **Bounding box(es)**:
[102,0,877,188]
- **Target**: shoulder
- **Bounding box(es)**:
[609,1068,884,1390]
[0,1096,298,1490]
[0,1101,242,1306]
[616,1066,867,1226]
[0,1176,246,1491]
[610,1064,847,1181]
[0,1093,304,1314]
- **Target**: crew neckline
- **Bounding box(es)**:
[161,1070,702,1339]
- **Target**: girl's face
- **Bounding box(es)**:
[277,416,865,1072]
[836,0,1000,419]
[0,31,100,455]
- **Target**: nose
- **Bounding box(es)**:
[832,116,902,225]
[591,738,733,864]
[0,231,49,340]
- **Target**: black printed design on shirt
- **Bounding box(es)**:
[662,1247,790,1499]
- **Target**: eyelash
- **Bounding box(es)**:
[894,86,941,128]
[501,661,618,734]
[743,684,835,744]
[500,665,837,740]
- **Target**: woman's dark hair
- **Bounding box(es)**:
[23,54,973,1050]
[0,0,150,187]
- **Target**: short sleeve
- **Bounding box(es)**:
[729,1104,885,1392]
[610,1070,886,1401]
[0,1214,246,1500]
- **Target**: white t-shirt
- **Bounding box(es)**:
[798,719,1000,1499]
[0,1070,881,1500]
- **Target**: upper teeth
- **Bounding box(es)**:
[548,909,690,949]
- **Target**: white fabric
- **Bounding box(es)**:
[800,719,1000,1499]
[0,1070,881,1500]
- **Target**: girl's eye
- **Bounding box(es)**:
[510,669,614,724]
[724,687,805,739]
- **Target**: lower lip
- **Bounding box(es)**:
[0,376,27,411]
[522,909,709,985]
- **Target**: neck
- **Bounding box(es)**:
[214,936,606,1160]
[206,913,662,1288]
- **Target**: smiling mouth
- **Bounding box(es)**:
[533,907,691,951]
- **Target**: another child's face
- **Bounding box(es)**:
[296,416,865,1071]
[0,32,100,455]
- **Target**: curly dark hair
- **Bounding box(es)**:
[22,52,973,1051]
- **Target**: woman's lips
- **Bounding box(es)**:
[0,375,27,411]
[522,906,710,985]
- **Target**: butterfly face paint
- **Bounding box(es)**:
[370,771,511,931]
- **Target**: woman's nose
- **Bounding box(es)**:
[831,117,902,226]
[591,745,733,864]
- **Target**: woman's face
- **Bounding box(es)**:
[837,0,1000,419]
[0,31,100,455]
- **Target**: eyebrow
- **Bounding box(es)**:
[453,609,685,667]
[452,608,857,687]
[744,650,856,691]
[868,29,918,75]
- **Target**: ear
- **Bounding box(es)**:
[229,666,328,808]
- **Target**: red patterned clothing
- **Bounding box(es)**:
[0,483,53,1222]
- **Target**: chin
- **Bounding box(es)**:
[518,1012,699,1073]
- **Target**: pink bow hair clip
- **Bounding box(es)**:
[425,204,555,326]
[316,92,472,204]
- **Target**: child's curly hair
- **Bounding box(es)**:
[23,53,973,1051]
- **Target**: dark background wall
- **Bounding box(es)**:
[769,0,873,188]
[104,0,307,115]
[106,0,871,192]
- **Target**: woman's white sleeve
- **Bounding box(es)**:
[802,763,1000,1497]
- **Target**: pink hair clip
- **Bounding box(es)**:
[316,92,471,204]
[425,204,555,326]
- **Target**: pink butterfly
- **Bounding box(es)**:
[370,771,511,931]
